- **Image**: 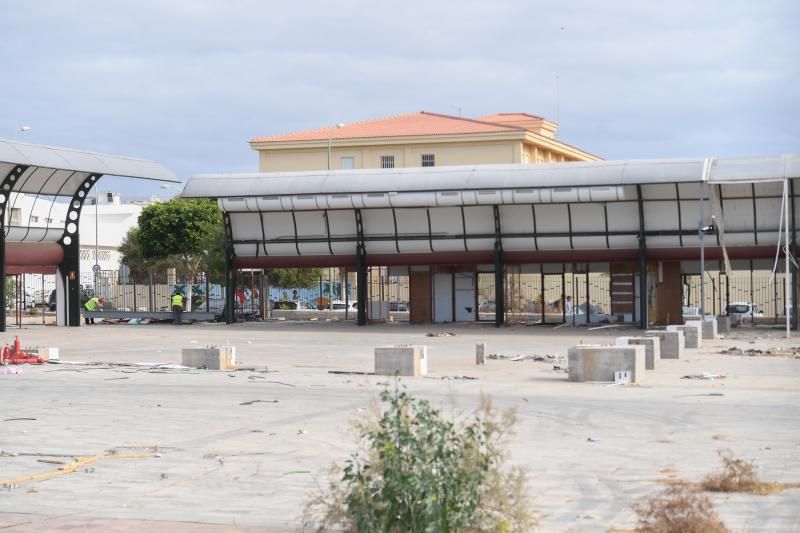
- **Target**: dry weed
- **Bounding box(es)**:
[632,483,729,533]
[700,449,799,495]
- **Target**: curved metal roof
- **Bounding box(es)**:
[0,139,180,196]
[181,155,800,268]
[0,139,179,246]
[182,156,800,199]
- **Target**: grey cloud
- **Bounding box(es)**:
[0,0,797,198]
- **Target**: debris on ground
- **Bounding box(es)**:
[488,353,566,364]
[239,399,279,406]
[425,332,455,337]
[433,375,479,381]
[327,370,374,375]
[681,373,727,380]
[720,346,800,358]
[552,365,568,373]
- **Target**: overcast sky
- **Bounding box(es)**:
[1,1,797,197]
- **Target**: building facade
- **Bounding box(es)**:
[249,112,600,172]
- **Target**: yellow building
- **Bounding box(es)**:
[249,111,600,172]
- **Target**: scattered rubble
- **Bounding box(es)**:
[682,373,726,380]
[488,353,565,364]
[425,332,455,337]
[720,346,800,358]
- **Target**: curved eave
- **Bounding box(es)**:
[182,155,800,200]
[0,139,180,195]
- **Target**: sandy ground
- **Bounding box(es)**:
[0,320,799,532]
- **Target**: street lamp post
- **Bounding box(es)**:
[326,123,344,311]
[327,123,345,172]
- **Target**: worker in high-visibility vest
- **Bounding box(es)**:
[83,296,104,325]
[171,292,186,326]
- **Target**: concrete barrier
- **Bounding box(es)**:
[667,322,702,349]
[476,342,486,365]
[702,316,719,340]
[645,330,684,359]
[567,345,646,383]
[716,315,731,334]
[375,345,428,377]
[181,346,237,370]
[616,336,660,370]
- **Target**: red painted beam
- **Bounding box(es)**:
[232,245,778,269]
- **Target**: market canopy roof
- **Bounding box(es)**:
[0,139,180,197]
[0,139,180,272]
[182,155,800,268]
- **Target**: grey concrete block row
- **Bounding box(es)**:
[616,336,660,370]
[568,345,646,383]
[645,330,684,359]
[374,345,428,376]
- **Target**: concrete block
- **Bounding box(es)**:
[181,346,237,370]
[616,336,660,370]
[667,322,702,349]
[374,345,427,377]
[476,342,486,365]
[645,330,684,359]
[567,345,646,383]
[716,315,731,334]
[702,317,719,340]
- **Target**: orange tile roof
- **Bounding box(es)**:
[479,112,547,122]
[250,111,526,143]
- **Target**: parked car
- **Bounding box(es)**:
[326,300,358,311]
[272,300,316,311]
[389,301,410,312]
[726,302,763,319]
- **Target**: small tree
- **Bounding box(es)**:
[137,198,222,310]
[119,227,183,278]
[303,382,536,531]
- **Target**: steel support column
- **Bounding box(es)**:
[355,209,367,326]
[637,185,648,329]
[0,164,28,332]
[493,205,504,327]
[223,213,236,324]
[791,179,797,330]
[57,173,102,326]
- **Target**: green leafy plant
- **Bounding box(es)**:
[303,381,535,532]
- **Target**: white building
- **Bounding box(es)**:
[6,191,155,297]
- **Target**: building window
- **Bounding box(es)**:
[9,208,21,226]
[30,215,39,223]
[341,157,355,170]
[381,155,395,169]
[421,154,435,167]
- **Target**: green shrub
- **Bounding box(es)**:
[303,381,535,532]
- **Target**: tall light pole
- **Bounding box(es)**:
[327,123,345,171]
[327,123,344,310]
[94,187,101,294]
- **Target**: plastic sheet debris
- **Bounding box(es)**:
[425,332,455,337]
[488,353,565,364]
[681,372,727,380]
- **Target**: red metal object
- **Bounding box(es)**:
[0,336,44,365]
